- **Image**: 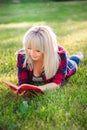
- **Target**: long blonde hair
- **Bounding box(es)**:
[23,25,60,79]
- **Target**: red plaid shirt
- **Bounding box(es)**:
[16,46,76,86]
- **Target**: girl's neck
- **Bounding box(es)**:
[33,60,44,77]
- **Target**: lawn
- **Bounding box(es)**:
[0,1,87,130]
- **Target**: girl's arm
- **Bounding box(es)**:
[16,52,30,86]
[39,82,59,91]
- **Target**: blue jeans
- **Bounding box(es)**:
[69,55,81,65]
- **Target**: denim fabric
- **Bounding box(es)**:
[69,55,81,65]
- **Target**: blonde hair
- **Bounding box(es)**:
[23,25,60,79]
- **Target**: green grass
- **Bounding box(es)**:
[0,1,87,130]
[0,1,87,24]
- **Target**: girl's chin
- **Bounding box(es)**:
[32,57,38,60]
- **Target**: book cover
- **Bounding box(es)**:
[2,80,44,96]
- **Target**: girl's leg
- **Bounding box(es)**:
[66,52,83,78]
[69,52,83,65]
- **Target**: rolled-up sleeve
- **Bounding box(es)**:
[16,53,29,86]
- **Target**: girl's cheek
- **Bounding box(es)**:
[28,51,31,55]
[26,49,30,55]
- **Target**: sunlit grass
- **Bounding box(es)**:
[0,21,46,29]
[0,20,87,129]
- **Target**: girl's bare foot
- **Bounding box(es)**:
[76,52,84,61]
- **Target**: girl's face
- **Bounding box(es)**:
[27,48,44,61]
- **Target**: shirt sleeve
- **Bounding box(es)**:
[52,51,68,85]
[16,53,29,86]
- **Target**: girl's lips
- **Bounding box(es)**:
[31,56,37,58]
[31,56,38,59]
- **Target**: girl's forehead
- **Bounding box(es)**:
[28,39,44,52]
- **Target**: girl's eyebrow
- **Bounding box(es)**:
[36,50,40,52]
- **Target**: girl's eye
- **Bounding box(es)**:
[28,48,31,50]
[36,50,40,52]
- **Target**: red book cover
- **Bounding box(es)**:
[2,80,44,96]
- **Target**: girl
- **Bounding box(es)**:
[17,25,83,91]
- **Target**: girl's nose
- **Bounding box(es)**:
[31,49,35,54]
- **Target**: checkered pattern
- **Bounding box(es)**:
[16,46,76,86]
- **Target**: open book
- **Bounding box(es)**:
[2,80,44,96]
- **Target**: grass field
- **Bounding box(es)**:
[0,1,87,130]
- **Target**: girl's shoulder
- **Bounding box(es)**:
[16,49,25,67]
[58,45,68,60]
[58,45,66,53]
[16,49,25,55]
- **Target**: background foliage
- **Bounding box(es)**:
[0,0,87,3]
